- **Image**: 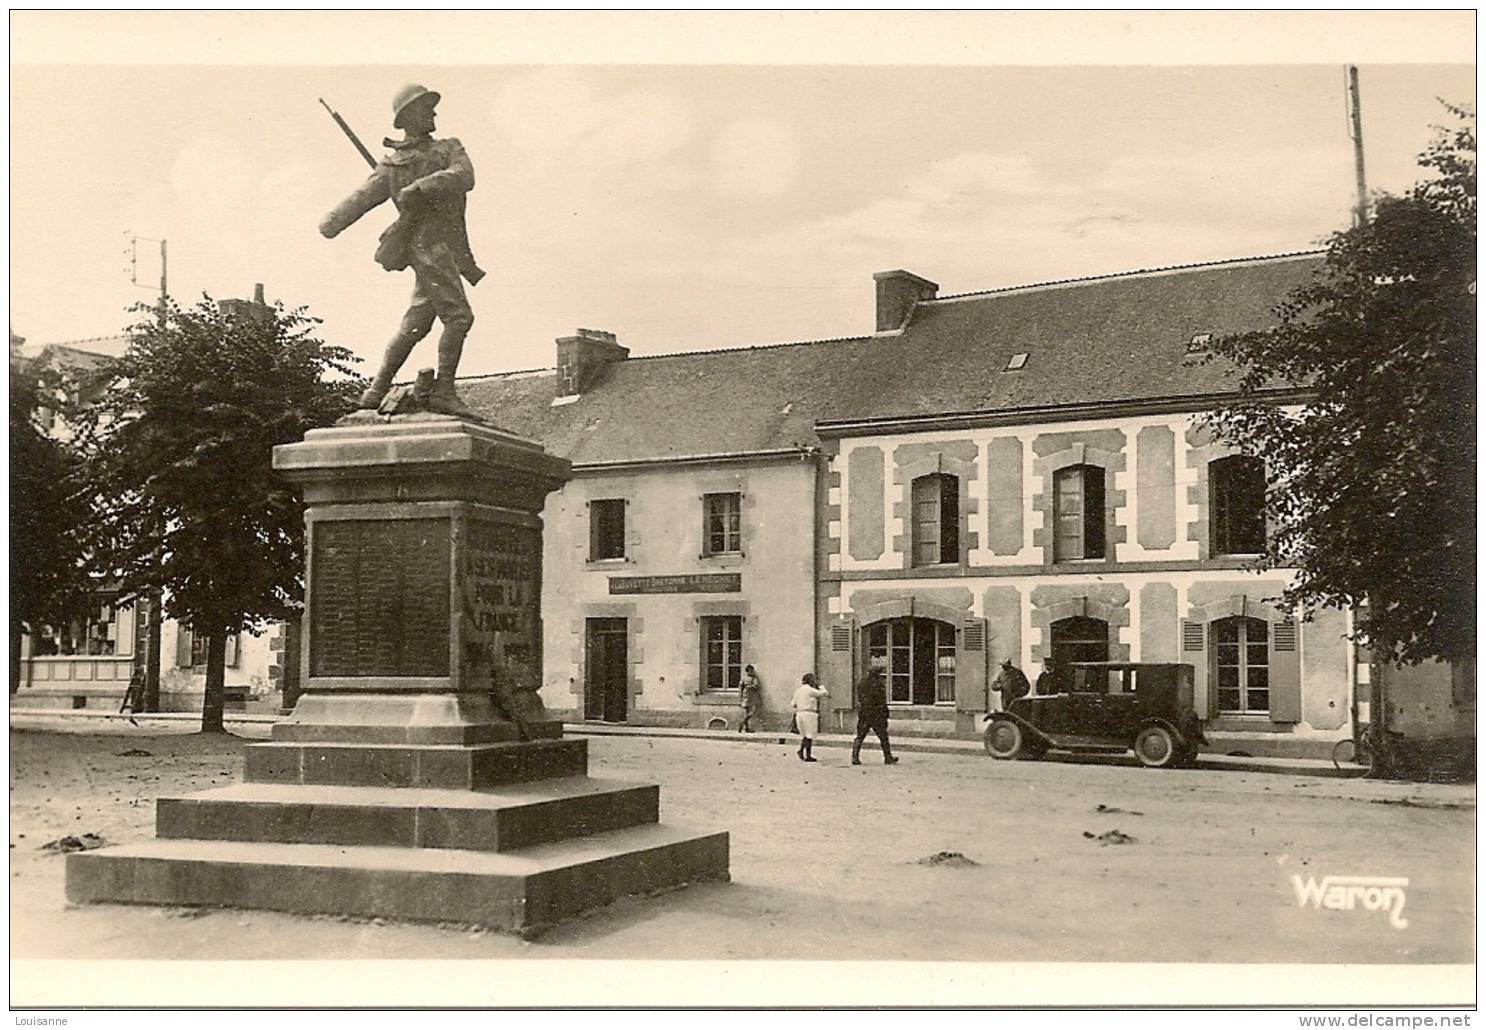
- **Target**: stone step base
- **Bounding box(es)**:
[156,777,660,853]
[66,823,730,934]
[245,737,588,789]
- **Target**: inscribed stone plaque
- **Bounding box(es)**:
[463,519,543,662]
[310,518,450,677]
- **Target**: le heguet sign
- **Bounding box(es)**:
[608,573,742,595]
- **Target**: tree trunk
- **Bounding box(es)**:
[9,624,23,695]
[200,629,228,733]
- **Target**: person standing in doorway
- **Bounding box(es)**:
[739,664,764,733]
[791,673,830,762]
[851,668,898,765]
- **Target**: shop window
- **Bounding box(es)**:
[911,473,960,566]
[703,492,742,555]
[589,498,626,560]
[1210,456,1267,556]
[32,594,129,657]
[1050,615,1110,668]
[700,616,743,693]
[866,617,956,705]
[1054,465,1105,560]
[1213,616,1269,713]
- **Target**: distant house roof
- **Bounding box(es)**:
[463,251,1324,465]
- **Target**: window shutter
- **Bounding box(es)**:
[821,616,856,711]
[955,618,989,712]
[1273,618,1297,651]
[226,634,240,668]
[175,626,193,668]
[1181,621,1205,652]
[1268,618,1301,723]
[1085,467,1106,557]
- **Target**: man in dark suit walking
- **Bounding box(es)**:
[851,668,898,766]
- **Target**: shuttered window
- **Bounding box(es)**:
[1210,456,1267,555]
[867,618,956,705]
[911,474,960,566]
[1213,616,1269,713]
[1054,465,1105,560]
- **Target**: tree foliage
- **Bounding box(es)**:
[73,296,361,728]
[9,355,92,689]
[1203,103,1475,665]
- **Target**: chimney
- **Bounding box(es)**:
[873,269,939,332]
[556,328,628,398]
[218,282,273,323]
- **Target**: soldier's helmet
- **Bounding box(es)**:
[392,84,441,128]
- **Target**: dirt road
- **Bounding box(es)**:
[8,726,1474,972]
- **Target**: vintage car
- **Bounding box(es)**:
[983,662,1208,768]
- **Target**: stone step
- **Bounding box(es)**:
[66,822,730,934]
[244,737,588,789]
[156,777,660,852]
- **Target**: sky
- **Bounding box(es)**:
[8,12,1476,380]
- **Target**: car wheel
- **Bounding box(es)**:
[1134,725,1178,768]
[984,720,1027,760]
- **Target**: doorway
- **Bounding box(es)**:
[585,618,629,722]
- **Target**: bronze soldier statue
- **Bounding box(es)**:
[319,84,483,417]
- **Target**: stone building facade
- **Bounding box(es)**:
[809,256,1360,757]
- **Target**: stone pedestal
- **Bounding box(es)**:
[67,416,729,935]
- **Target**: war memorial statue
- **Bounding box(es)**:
[319,84,483,418]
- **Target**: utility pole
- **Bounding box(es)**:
[124,231,168,711]
[1344,69,1385,770]
[1346,65,1370,227]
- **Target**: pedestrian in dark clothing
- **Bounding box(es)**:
[851,668,898,766]
[990,658,1031,709]
[1036,657,1067,696]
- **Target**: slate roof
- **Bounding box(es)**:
[462,252,1323,465]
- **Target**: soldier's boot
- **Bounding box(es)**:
[803,739,818,762]
[851,741,862,765]
[361,311,433,409]
[428,318,477,419]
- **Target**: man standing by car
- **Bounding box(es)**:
[990,657,1031,710]
[1036,656,1068,696]
[850,668,899,766]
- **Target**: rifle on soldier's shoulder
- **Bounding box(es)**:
[319,98,377,170]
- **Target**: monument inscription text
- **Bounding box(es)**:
[310,518,451,678]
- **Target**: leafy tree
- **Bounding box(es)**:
[9,354,91,692]
[1204,102,1475,666]
[73,296,361,731]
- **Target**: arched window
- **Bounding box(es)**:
[1210,456,1266,556]
[866,617,956,705]
[1213,616,1269,713]
[1050,615,1109,667]
[911,473,960,566]
[1054,465,1105,560]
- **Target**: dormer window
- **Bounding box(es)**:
[1005,352,1029,371]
